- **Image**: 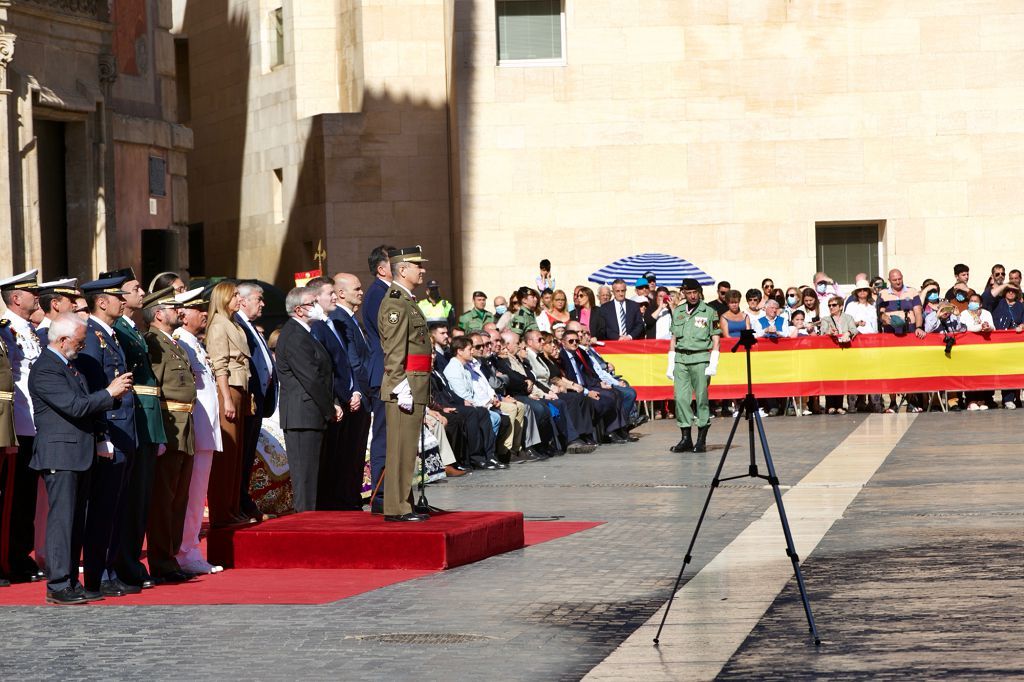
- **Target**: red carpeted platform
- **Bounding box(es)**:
[207,511,525,570]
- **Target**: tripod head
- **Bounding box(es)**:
[731,328,758,353]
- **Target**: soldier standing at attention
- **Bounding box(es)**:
[670,278,720,455]
[378,246,432,522]
[100,268,168,588]
[142,289,197,584]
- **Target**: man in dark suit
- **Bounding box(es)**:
[306,276,357,510]
[330,273,374,507]
[597,278,645,340]
[276,286,339,512]
[29,314,133,604]
[361,244,395,514]
[75,276,142,597]
[559,329,630,443]
[233,281,278,521]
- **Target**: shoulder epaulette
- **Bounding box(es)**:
[389,290,401,299]
[0,318,8,328]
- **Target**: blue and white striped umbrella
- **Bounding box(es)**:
[588,253,714,287]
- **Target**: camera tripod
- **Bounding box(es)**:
[654,329,820,646]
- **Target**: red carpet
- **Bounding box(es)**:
[0,520,601,606]
[208,511,525,570]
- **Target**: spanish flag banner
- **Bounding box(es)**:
[599,331,1024,400]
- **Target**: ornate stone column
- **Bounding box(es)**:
[0,18,16,275]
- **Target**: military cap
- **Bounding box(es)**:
[0,269,41,293]
[174,286,208,309]
[388,246,428,263]
[680,278,702,291]
[141,286,178,309]
[38,278,80,297]
[80,276,130,296]
[99,267,138,282]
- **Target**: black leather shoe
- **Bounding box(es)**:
[31,569,46,582]
[385,512,429,522]
[46,587,88,605]
[567,440,597,454]
[82,589,107,602]
[100,580,127,597]
[159,570,194,584]
[139,578,157,589]
[606,434,629,444]
[490,459,510,470]
[475,461,500,470]
[111,578,141,595]
[0,576,10,587]
[631,414,650,428]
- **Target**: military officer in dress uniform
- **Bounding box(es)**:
[35,278,80,346]
[0,315,17,587]
[99,267,168,588]
[142,288,197,583]
[378,246,432,522]
[0,270,46,584]
[670,278,721,455]
[76,275,140,597]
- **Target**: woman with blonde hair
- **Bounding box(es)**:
[204,281,253,526]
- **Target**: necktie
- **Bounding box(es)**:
[617,302,626,336]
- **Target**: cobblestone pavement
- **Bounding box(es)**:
[1,411,1020,680]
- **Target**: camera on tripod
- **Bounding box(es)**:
[943,334,956,354]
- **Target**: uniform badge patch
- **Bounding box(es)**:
[387,311,400,325]
[695,317,707,328]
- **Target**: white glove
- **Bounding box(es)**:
[665,350,675,380]
[156,443,167,456]
[394,378,413,412]
[705,350,720,377]
[96,440,115,459]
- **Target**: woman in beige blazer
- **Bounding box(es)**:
[204,282,251,526]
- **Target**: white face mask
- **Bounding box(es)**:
[309,302,326,321]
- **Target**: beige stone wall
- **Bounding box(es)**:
[455,0,1024,301]
[184,0,457,292]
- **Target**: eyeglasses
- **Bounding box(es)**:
[828,303,841,308]
[472,344,486,349]
[563,338,578,345]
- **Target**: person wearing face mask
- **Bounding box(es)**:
[958,293,995,411]
[275,286,341,512]
[812,272,841,306]
[306,277,361,510]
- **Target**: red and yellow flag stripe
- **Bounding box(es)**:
[599,331,1024,400]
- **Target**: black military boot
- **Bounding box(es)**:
[693,425,710,453]
[670,427,693,453]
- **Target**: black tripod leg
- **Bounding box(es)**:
[654,400,747,645]
[751,410,821,645]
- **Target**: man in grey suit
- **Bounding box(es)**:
[28,314,133,605]
[275,287,340,512]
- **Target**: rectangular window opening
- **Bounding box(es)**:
[272,168,284,223]
[149,156,167,197]
[496,0,565,66]
[815,221,884,285]
[270,7,285,69]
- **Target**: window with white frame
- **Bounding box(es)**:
[496,0,565,65]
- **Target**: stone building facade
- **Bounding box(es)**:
[0,0,190,286]
[180,0,1024,304]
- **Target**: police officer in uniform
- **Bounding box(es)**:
[670,278,720,454]
[508,287,540,336]
[417,279,456,329]
[142,288,197,583]
[378,246,432,522]
[457,291,495,333]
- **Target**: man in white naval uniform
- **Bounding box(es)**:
[0,270,46,583]
[172,288,224,574]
